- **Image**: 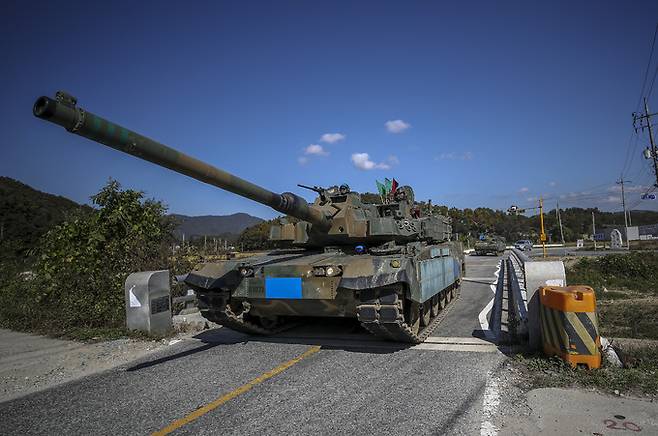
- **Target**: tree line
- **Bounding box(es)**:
[235,192,658,250]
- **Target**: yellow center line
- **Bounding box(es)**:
[152,345,321,436]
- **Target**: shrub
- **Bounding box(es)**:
[566,252,658,298]
[0,180,175,334]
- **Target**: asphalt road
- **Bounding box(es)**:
[0,255,505,436]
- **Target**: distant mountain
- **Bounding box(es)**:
[170,213,264,241]
[0,177,88,258]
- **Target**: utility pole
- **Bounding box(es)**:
[634,98,658,187]
[628,209,632,227]
[592,211,597,251]
[617,177,632,249]
[556,202,565,245]
[539,197,547,258]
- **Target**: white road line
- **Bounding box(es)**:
[412,343,497,352]
[413,336,498,352]
[424,336,494,345]
[477,262,500,341]
[480,370,500,436]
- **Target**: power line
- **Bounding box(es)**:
[647,62,658,99]
[637,23,658,106]
[621,22,658,177]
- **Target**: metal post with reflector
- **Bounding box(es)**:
[539,285,601,369]
[125,270,172,335]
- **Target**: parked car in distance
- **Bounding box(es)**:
[515,240,533,251]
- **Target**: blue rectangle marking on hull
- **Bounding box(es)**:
[265,277,303,299]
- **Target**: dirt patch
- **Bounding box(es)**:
[0,328,184,402]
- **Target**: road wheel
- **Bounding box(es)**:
[431,294,440,317]
[421,300,432,326]
[438,291,446,309]
[405,300,420,334]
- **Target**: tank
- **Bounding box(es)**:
[33,91,464,343]
[474,234,506,256]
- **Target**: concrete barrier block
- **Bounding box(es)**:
[525,261,566,350]
[125,270,172,335]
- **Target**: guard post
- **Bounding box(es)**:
[525,261,566,350]
[125,270,172,335]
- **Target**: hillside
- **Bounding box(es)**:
[170,213,264,241]
[0,177,88,259]
[0,176,263,252]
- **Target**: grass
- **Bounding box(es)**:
[513,344,658,397]
[598,300,658,339]
[566,251,658,340]
[566,252,658,299]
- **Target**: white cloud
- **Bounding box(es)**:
[320,133,345,144]
[297,156,308,165]
[549,181,557,187]
[351,153,391,171]
[385,119,410,133]
[519,187,529,193]
[387,155,400,165]
[304,144,329,156]
[435,151,473,160]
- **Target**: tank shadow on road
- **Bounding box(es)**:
[125,328,248,371]
[193,319,412,354]
[125,343,221,371]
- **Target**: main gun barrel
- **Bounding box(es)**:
[33,92,330,230]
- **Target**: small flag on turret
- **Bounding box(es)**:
[384,178,392,193]
[376,180,386,197]
[391,178,398,194]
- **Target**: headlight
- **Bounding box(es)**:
[314,265,342,277]
[238,267,254,277]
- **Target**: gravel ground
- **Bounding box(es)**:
[0,328,185,402]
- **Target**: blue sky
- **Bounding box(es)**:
[3,1,658,218]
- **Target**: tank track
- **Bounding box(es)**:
[197,292,292,336]
[197,283,459,343]
[356,282,460,344]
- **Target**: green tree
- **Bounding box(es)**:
[0,180,175,333]
[236,220,277,250]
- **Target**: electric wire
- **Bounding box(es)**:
[621,22,658,177]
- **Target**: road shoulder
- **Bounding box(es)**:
[490,359,658,435]
[0,328,173,402]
